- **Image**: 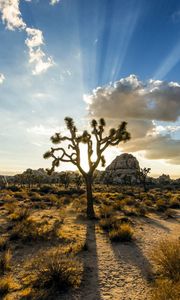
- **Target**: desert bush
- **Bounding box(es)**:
[0,249,12,275]
[147,193,156,201]
[137,204,147,216]
[169,195,180,209]
[42,194,58,204]
[57,189,84,197]
[62,241,88,255]
[14,191,28,199]
[39,185,57,194]
[0,275,14,297]
[144,199,153,207]
[151,279,180,300]
[8,208,30,222]
[123,207,138,216]
[151,238,180,281]
[4,202,18,214]
[123,197,134,206]
[112,200,123,211]
[10,219,61,242]
[109,223,133,242]
[28,250,83,293]
[6,185,21,192]
[99,205,114,218]
[0,237,8,251]
[156,199,167,212]
[99,215,131,232]
[29,192,42,202]
[99,216,117,232]
[116,193,124,200]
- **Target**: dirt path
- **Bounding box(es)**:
[63,210,180,300]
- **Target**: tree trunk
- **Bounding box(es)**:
[85,175,95,219]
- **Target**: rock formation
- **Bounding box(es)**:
[104,153,140,184]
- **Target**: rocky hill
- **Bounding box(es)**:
[104,153,140,184]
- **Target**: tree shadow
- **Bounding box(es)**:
[110,240,154,282]
[79,220,102,300]
[145,216,170,232]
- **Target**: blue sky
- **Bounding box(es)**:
[0,0,180,177]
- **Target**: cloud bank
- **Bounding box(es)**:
[0,0,54,74]
[85,74,180,164]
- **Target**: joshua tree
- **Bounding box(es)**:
[59,172,70,189]
[138,167,151,192]
[43,117,130,218]
[74,173,83,191]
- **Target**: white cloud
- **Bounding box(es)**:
[0,73,5,84]
[0,0,25,30]
[27,125,65,136]
[155,125,180,134]
[26,28,54,75]
[85,74,180,164]
[50,0,60,5]
[25,28,44,48]
[0,1,55,75]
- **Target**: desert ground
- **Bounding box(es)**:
[0,184,179,300]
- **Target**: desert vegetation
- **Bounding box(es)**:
[0,174,179,299]
[0,118,179,299]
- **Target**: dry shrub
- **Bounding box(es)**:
[156,199,167,212]
[0,249,12,275]
[112,200,124,211]
[99,205,114,218]
[10,219,60,242]
[0,275,19,297]
[123,197,134,206]
[169,195,180,209]
[99,216,117,231]
[8,208,30,222]
[29,192,42,202]
[151,238,180,281]
[123,207,138,216]
[26,249,83,296]
[14,191,28,199]
[4,202,17,214]
[109,223,133,242]
[151,279,180,300]
[137,204,147,216]
[0,237,8,251]
[144,199,153,207]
